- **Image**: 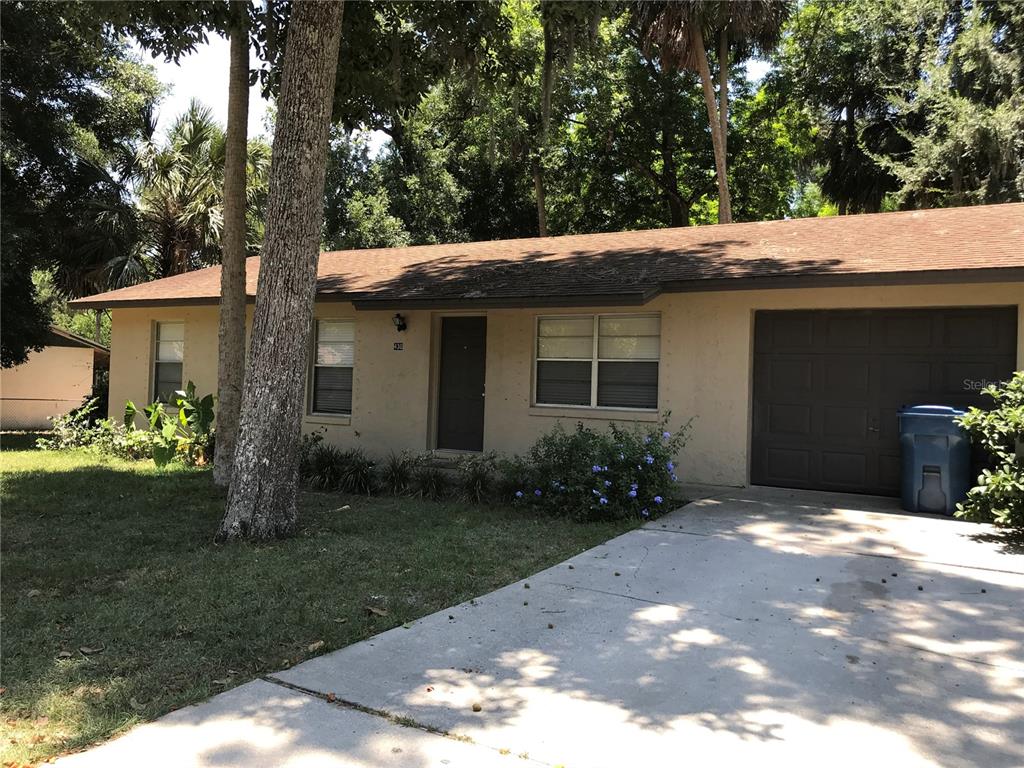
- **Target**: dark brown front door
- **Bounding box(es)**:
[437,316,487,451]
[751,307,1017,495]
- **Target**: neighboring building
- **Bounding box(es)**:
[0,326,110,430]
[70,204,1023,496]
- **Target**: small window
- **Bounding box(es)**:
[312,319,354,415]
[153,321,184,403]
[535,314,659,410]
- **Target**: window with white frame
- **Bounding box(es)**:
[153,321,184,402]
[535,314,660,409]
[311,319,354,415]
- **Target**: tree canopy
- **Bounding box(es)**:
[3,0,1021,365]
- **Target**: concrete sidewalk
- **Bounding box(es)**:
[57,488,1024,767]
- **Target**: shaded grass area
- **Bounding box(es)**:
[1,450,637,765]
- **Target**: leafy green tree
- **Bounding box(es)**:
[322,127,410,249]
[633,0,791,223]
[549,13,715,232]
[872,0,1024,207]
[0,1,161,366]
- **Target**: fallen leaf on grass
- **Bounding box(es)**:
[333,617,348,624]
[78,646,104,656]
[129,697,148,712]
[26,589,42,598]
[307,640,325,653]
[56,651,73,660]
[365,606,388,618]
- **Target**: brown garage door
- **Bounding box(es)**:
[751,307,1018,495]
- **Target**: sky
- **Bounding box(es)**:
[135,34,273,141]
[141,37,773,147]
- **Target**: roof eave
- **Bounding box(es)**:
[66,266,1023,310]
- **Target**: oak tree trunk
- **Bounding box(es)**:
[218,0,344,541]
[213,2,251,487]
[692,26,732,224]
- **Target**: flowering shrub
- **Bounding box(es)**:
[504,416,691,521]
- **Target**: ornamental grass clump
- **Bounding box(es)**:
[509,416,691,522]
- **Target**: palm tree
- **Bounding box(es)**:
[134,101,227,276]
[634,1,790,223]
[215,3,254,487]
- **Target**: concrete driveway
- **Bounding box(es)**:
[58,487,1024,768]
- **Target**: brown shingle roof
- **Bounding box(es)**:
[70,203,1024,309]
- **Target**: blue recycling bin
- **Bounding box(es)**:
[898,405,972,515]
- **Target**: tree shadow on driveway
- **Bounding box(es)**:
[276,495,1024,768]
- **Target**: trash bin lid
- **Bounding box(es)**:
[900,404,967,416]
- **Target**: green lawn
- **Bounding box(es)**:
[1,450,637,765]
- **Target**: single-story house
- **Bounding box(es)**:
[70,203,1023,496]
[0,326,110,431]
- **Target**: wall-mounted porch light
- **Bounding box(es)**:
[392,313,408,332]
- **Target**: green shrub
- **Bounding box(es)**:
[956,372,1024,533]
[91,419,156,461]
[126,382,215,467]
[40,399,155,461]
[506,416,691,522]
[298,431,325,477]
[456,452,497,502]
[337,449,375,495]
[378,451,421,495]
[496,456,539,501]
[414,464,451,501]
[305,443,347,490]
[38,399,103,451]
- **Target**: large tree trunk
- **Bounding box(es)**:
[692,26,732,223]
[217,0,344,542]
[213,2,251,487]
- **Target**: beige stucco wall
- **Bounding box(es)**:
[106,280,1023,486]
[0,346,95,429]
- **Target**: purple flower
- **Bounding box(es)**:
[644,436,651,444]
[630,482,638,490]
[654,495,663,504]
[515,491,524,498]
[534,489,542,497]
[599,497,608,505]
[667,461,674,471]
[662,431,671,439]
[641,508,650,518]
[671,473,678,481]
[604,480,612,487]
[592,465,601,473]
[602,465,608,471]
[592,489,601,495]
[645,455,655,465]
[628,489,637,498]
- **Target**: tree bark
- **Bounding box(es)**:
[693,26,732,223]
[718,27,728,158]
[213,2,251,487]
[532,157,547,236]
[534,11,555,237]
[217,0,344,542]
